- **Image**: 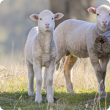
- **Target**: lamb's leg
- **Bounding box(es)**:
[43,68,47,91]
[99,56,109,95]
[33,61,42,103]
[43,46,65,92]
[56,62,60,71]
[46,60,55,103]
[90,56,106,95]
[26,60,34,96]
[64,55,77,93]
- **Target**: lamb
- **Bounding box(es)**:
[46,5,110,95]
[25,10,64,103]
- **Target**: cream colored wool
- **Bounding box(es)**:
[54,5,110,95]
[25,10,64,103]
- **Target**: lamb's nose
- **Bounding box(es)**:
[102,21,107,24]
[45,24,50,27]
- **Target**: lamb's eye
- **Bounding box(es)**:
[52,18,54,20]
[97,14,99,16]
[40,18,42,20]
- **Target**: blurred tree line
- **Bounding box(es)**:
[0,0,109,56]
[50,0,94,27]
[0,0,50,55]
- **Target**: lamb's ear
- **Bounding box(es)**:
[54,13,64,20]
[30,14,39,21]
[87,7,96,14]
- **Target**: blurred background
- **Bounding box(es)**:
[0,0,109,66]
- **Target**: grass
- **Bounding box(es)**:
[0,58,110,110]
[1,91,109,110]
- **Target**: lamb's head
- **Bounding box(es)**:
[88,5,110,31]
[30,10,64,32]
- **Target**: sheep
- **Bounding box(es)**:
[25,10,64,103]
[48,5,110,95]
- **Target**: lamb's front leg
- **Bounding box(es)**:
[46,60,55,103]
[90,55,105,95]
[43,68,47,91]
[33,61,42,103]
[100,56,109,95]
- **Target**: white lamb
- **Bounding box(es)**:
[25,10,64,103]
[47,5,110,95]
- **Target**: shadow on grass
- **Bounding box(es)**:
[0,91,110,110]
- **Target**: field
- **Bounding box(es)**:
[0,58,110,110]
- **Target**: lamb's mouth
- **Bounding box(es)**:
[102,24,108,27]
[45,26,50,28]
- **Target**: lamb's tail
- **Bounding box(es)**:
[56,56,66,72]
[54,56,66,86]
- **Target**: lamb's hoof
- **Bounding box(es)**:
[47,95,54,103]
[99,90,106,97]
[67,89,75,94]
[35,94,42,103]
[28,89,34,96]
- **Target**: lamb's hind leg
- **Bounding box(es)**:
[64,55,78,93]
[26,60,34,96]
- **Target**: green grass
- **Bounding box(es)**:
[0,59,110,110]
[0,90,110,110]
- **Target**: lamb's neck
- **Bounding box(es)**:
[97,24,110,35]
[39,30,53,54]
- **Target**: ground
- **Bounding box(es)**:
[0,58,110,110]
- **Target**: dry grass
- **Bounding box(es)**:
[54,58,110,93]
[0,58,110,110]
